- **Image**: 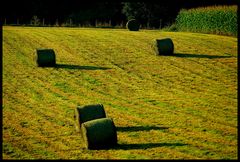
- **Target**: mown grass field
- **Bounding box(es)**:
[2,26,238,159]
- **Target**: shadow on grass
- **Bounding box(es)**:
[116,126,169,132]
[54,64,111,70]
[170,53,234,59]
[111,142,187,150]
[87,142,187,150]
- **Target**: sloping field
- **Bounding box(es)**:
[2,26,238,159]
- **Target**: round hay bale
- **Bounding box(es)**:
[75,104,106,132]
[36,49,56,67]
[126,19,140,31]
[81,118,117,149]
[154,38,174,55]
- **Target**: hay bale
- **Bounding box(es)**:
[75,104,106,132]
[153,38,174,55]
[36,49,56,67]
[81,118,117,149]
[126,19,140,31]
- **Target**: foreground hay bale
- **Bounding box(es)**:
[153,38,174,55]
[81,118,117,149]
[126,19,140,31]
[75,104,106,132]
[36,49,56,67]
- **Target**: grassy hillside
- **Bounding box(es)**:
[2,26,238,159]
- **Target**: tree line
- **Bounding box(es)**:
[1,0,237,29]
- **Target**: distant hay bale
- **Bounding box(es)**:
[36,49,56,67]
[153,38,174,55]
[126,19,140,31]
[81,118,117,149]
[75,104,106,133]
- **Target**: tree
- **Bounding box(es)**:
[122,2,179,29]
[122,2,149,27]
[67,2,123,27]
[31,15,40,26]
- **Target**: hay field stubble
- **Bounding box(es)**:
[2,26,238,159]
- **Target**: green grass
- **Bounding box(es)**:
[2,26,238,159]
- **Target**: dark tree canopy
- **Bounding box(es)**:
[122,2,176,28]
[0,0,237,28]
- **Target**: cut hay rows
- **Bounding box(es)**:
[2,26,237,159]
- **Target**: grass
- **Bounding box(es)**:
[2,26,238,159]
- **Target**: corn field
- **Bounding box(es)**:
[176,5,237,36]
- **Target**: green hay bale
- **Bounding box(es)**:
[36,49,56,67]
[153,38,174,55]
[126,19,140,31]
[74,104,106,133]
[81,118,117,149]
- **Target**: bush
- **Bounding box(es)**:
[176,5,237,36]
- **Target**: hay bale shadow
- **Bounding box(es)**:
[110,142,187,150]
[171,53,234,59]
[116,126,169,132]
[55,64,111,70]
